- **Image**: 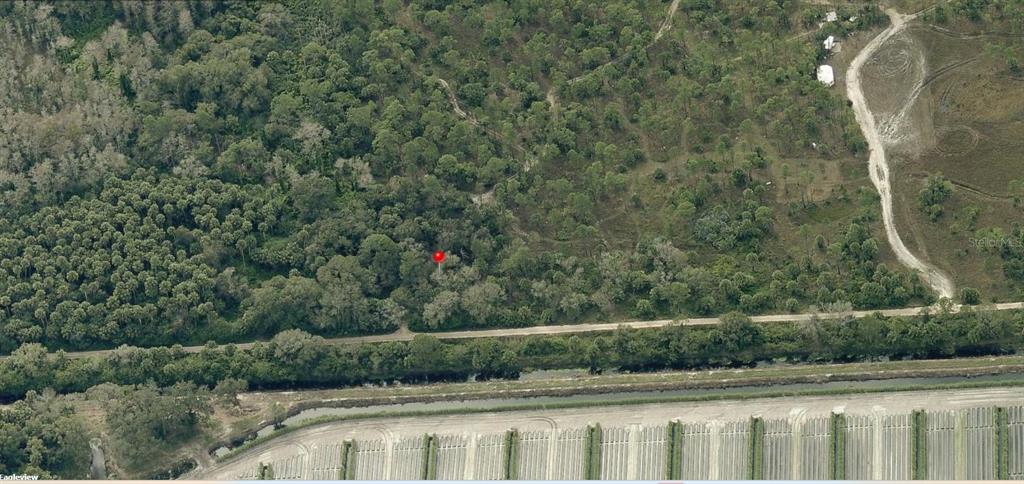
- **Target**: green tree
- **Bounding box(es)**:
[713,311,763,359]
[290,173,336,222]
[242,274,321,334]
[405,335,447,376]
[214,138,270,183]
[960,287,981,305]
[96,383,212,470]
[461,281,505,324]
[919,174,953,221]
[316,270,374,333]
[358,235,402,293]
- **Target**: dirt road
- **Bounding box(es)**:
[11,302,1022,361]
[846,8,956,299]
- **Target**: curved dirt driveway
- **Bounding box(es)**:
[846,8,956,299]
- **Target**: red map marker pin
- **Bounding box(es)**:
[432,250,446,276]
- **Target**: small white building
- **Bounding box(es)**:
[823,35,836,51]
[817,65,835,87]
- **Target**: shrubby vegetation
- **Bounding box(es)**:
[972,225,1024,284]
[0,1,915,355]
[932,0,1024,27]
[924,1,1024,289]
[0,391,91,478]
[3,308,1022,403]
[88,382,213,471]
[0,383,215,478]
[928,0,1024,73]
[918,174,953,221]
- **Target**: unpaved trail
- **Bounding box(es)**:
[560,0,681,89]
[89,439,106,479]
[846,8,956,299]
[8,302,1023,362]
[436,78,472,121]
[654,0,682,41]
[435,77,535,174]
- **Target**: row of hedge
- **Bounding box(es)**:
[2,309,1023,403]
[665,420,684,479]
[829,412,847,479]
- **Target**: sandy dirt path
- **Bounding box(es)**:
[845,8,956,299]
[8,302,1022,361]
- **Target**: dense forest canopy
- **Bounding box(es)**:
[0,0,950,356]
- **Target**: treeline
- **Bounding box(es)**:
[2,308,1020,478]
[3,308,1021,403]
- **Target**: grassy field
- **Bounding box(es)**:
[884,20,1024,301]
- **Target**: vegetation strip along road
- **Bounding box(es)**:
[10,301,1023,360]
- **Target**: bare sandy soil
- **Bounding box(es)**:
[846,8,956,299]
[882,22,1024,299]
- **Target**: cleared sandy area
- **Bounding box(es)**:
[846,8,956,299]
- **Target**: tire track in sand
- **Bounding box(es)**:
[846,8,956,299]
